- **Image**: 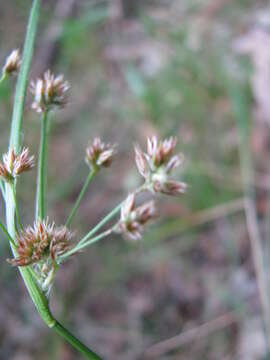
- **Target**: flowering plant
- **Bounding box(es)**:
[0,1,186,358]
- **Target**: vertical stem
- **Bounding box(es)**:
[9,0,40,151]
[12,184,23,230]
[230,85,270,346]
[36,111,50,220]
[4,1,104,358]
[65,169,96,227]
[0,179,5,200]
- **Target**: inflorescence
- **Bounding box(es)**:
[30,70,69,113]
[0,61,187,296]
[2,49,21,77]
[0,148,34,183]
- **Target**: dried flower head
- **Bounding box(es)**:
[115,193,157,241]
[85,137,116,170]
[135,136,187,196]
[2,49,21,76]
[8,219,73,267]
[30,70,69,113]
[0,147,34,182]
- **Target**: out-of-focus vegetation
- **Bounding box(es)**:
[1,0,270,359]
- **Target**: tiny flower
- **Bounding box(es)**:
[135,136,186,196]
[85,137,116,170]
[30,70,69,113]
[0,147,34,182]
[2,49,21,76]
[8,219,73,267]
[153,179,187,196]
[115,193,157,241]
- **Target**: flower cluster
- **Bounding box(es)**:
[0,148,34,182]
[135,136,187,196]
[85,137,116,170]
[115,193,157,240]
[2,49,21,76]
[30,70,69,113]
[8,219,73,267]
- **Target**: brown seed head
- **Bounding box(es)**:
[85,137,116,170]
[2,49,21,76]
[116,193,157,241]
[0,147,34,182]
[8,219,73,266]
[30,70,69,113]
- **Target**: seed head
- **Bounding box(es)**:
[30,70,70,113]
[0,147,34,182]
[8,219,73,267]
[115,193,157,241]
[2,49,21,76]
[85,137,116,170]
[135,136,186,196]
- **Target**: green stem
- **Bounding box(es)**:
[12,184,23,230]
[0,221,16,246]
[53,321,102,360]
[61,228,112,260]
[0,73,6,84]
[70,184,145,248]
[9,0,40,151]
[36,111,50,220]
[65,169,97,227]
[5,0,55,330]
[0,180,5,200]
[5,1,103,358]
[79,202,122,246]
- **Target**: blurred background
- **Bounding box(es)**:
[1,0,270,359]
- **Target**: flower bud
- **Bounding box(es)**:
[0,148,34,182]
[8,219,73,266]
[134,136,186,196]
[85,137,116,170]
[31,70,69,113]
[2,49,21,76]
[115,193,157,241]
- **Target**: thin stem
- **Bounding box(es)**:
[79,203,122,246]
[65,169,97,227]
[5,0,56,330]
[77,185,144,247]
[9,0,40,151]
[0,73,6,85]
[61,228,113,260]
[12,184,23,230]
[230,85,270,347]
[53,321,102,360]
[36,111,50,220]
[0,221,16,246]
[0,180,5,200]
[4,1,103,358]
[28,266,41,283]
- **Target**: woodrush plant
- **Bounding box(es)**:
[0,1,186,359]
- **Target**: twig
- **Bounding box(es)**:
[144,312,236,358]
[148,197,245,242]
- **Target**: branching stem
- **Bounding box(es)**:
[60,228,113,260]
[0,221,16,246]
